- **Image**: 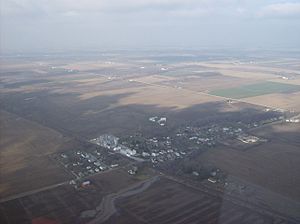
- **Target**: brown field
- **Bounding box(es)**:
[0,110,73,198]
[178,61,300,88]
[0,169,142,224]
[1,57,299,113]
[130,74,177,84]
[0,62,222,110]
[195,61,299,75]
[268,78,300,85]
[193,122,300,218]
[157,75,258,92]
[62,60,136,71]
[243,92,300,112]
[198,123,300,199]
[108,84,221,109]
[257,59,300,71]
[219,69,277,80]
[197,143,300,208]
[0,61,50,71]
[1,54,299,223]
[108,177,294,224]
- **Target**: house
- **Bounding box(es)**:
[119,145,136,156]
[128,166,138,175]
[81,180,91,187]
[208,178,217,183]
[192,171,199,176]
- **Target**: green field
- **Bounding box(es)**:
[209,81,300,99]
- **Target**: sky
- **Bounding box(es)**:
[1,0,300,53]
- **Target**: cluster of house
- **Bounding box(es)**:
[149,116,167,126]
[176,125,244,147]
[113,145,137,157]
[285,118,300,123]
[176,123,267,147]
[90,134,119,149]
[124,135,189,165]
[60,150,112,178]
[88,108,284,168]
[90,134,137,157]
[148,149,184,164]
[91,134,187,165]
[128,166,138,175]
[237,135,260,144]
[91,134,186,165]
[69,179,92,189]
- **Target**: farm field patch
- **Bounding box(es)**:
[0,169,142,224]
[111,177,294,224]
[209,81,300,99]
[0,110,73,198]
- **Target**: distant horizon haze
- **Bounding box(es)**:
[1,0,300,53]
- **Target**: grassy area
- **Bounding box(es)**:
[133,166,157,180]
[209,81,300,99]
[134,174,151,180]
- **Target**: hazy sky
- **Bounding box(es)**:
[1,0,300,53]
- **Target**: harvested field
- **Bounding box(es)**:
[0,62,221,110]
[220,69,277,80]
[209,81,300,99]
[62,61,135,71]
[109,177,294,224]
[157,75,257,92]
[268,78,300,86]
[196,61,299,75]
[193,122,300,218]
[131,75,177,84]
[1,53,299,224]
[0,169,147,224]
[198,142,300,200]
[0,110,73,198]
[115,85,221,109]
[243,92,300,112]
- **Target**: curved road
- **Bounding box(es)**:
[82,176,160,223]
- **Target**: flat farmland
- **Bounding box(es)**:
[209,81,300,99]
[218,69,278,80]
[196,61,299,75]
[0,110,73,198]
[268,77,300,86]
[106,84,221,109]
[251,122,300,150]
[0,169,142,224]
[156,75,257,92]
[0,60,221,111]
[194,122,300,219]
[197,130,300,199]
[1,54,299,224]
[243,92,300,112]
[109,177,293,224]
[61,60,137,71]
[129,74,177,84]
[197,143,300,196]
[53,75,222,109]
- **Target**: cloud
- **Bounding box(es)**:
[61,11,80,17]
[1,0,245,17]
[258,2,300,18]
[3,0,300,20]
[1,0,300,52]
